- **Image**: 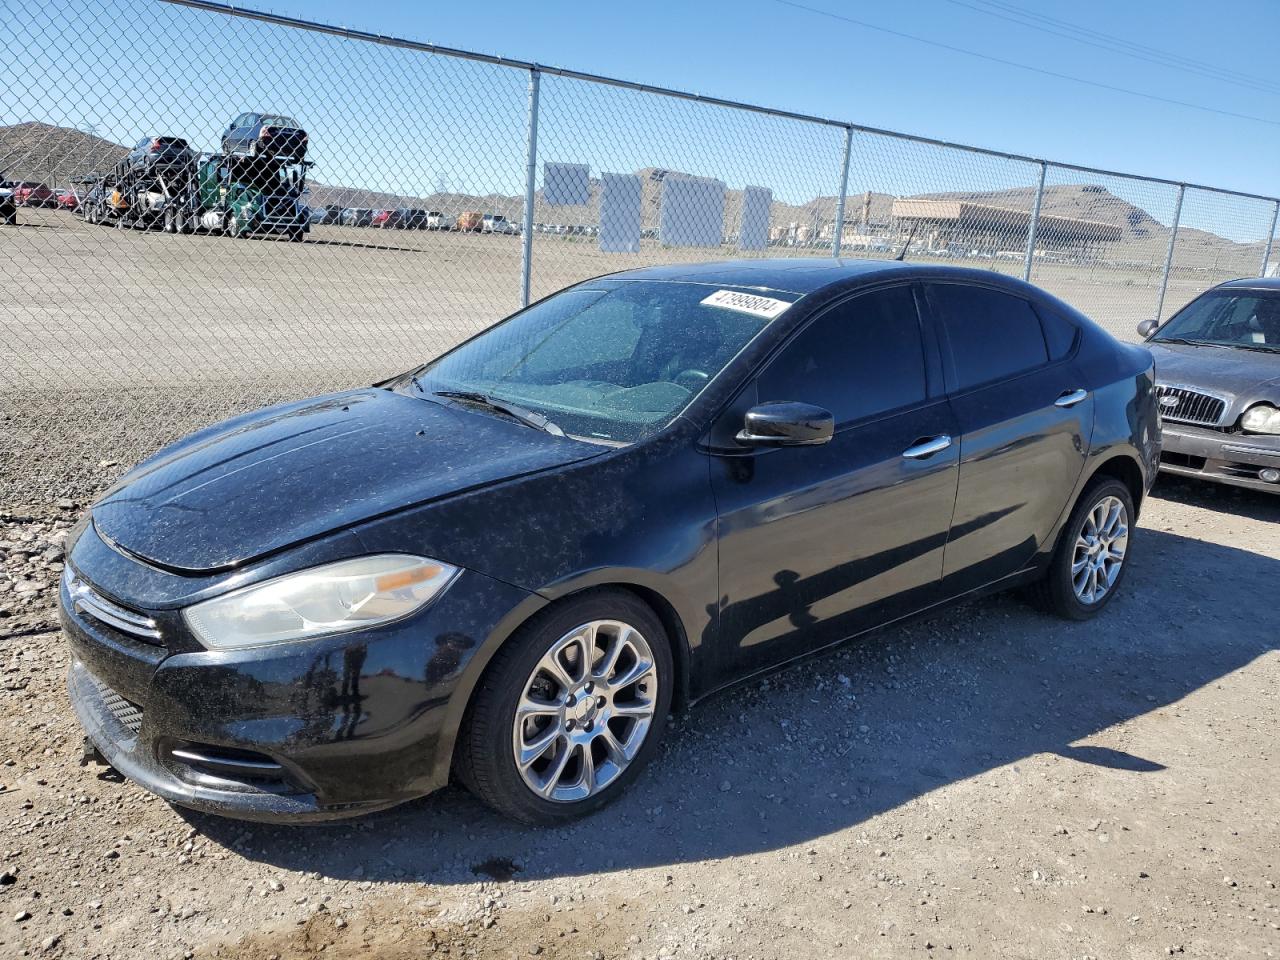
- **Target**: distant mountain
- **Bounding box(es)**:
[0,121,127,183]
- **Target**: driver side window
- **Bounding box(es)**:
[757,285,928,426]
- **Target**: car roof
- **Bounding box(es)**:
[602,257,1029,296]
[1216,277,1280,292]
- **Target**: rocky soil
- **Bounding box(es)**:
[0,475,1277,960]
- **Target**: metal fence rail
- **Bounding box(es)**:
[2,0,1278,504]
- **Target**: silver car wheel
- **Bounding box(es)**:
[511,619,658,803]
[1071,495,1128,605]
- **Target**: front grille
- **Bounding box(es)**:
[63,567,163,644]
[1155,384,1228,427]
[90,675,144,736]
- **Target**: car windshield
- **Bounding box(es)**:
[1155,290,1280,351]
[410,279,797,443]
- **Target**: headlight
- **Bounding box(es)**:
[184,554,458,651]
[1240,404,1280,435]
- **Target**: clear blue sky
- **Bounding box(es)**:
[280,0,1279,197]
[8,0,1280,240]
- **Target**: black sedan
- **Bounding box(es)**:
[1140,278,1280,493]
[221,112,308,161]
[60,259,1160,824]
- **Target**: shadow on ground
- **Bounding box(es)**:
[1151,473,1280,521]
[184,526,1278,883]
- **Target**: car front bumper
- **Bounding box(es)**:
[61,541,537,822]
[1158,421,1280,493]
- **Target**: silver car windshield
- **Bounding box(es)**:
[411,279,797,443]
[1155,291,1280,352]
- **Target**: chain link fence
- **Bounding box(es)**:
[3,0,1278,505]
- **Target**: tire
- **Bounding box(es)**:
[1034,476,1134,621]
[229,216,244,239]
[455,589,674,824]
[163,208,176,233]
[288,227,304,243]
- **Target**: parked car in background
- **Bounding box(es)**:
[124,136,194,175]
[392,208,429,229]
[54,188,80,210]
[320,204,343,225]
[0,177,17,225]
[370,209,392,228]
[482,213,516,234]
[340,207,373,227]
[426,210,446,230]
[456,210,483,232]
[1140,278,1280,493]
[221,112,308,161]
[60,259,1158,826]
[12,181,54,207]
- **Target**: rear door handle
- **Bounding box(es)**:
[1055,388,1088,408]
[903,435,953,460]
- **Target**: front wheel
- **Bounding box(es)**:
[455,590,673,824]
[1036,477,1134,620]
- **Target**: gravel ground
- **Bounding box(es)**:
[0,474,1277,960]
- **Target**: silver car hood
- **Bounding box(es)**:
[1148,342,1280,418]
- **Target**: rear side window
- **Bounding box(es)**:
[758,285,927,425]
[1039,306,1079,359]
[927,284,1049,390]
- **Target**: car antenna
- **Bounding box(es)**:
[894,225,917,261]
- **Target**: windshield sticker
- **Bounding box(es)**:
[700,289,792,319]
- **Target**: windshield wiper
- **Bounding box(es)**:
[1155,337,1219,347]
[430,389,565,437]
[1231,342,1280,353]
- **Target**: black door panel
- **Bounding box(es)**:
[712,400,959,677]
[923,282,1091,594]
[942,373,1091,591]
[710,283,958,680]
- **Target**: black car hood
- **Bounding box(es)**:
[92,388,604,573]
[1148,341,1280,397]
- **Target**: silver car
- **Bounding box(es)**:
[1140,278,1280,493]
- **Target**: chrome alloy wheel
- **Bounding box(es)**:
[511,620,658,803]
[1071,495,1129,605]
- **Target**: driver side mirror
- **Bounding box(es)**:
[1136,318,1158,338]
[736,402,834,448]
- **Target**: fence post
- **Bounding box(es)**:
[519,67,541,308]
[831,126,853,258]
[1022,161,1046,282]
[1154,184,1184,323]
[1261,199,1279,278]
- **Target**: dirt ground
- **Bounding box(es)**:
[0,472,1277,960]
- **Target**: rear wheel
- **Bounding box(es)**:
[163,207,176,233]
[455,590,673,824]
[1036,477,1134,620]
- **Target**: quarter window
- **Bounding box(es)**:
[928,284,1049,390]
[757,285,928,425]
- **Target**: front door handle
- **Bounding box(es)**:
[902,434,953,460]
[1055,388,1088,408]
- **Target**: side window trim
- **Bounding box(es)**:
[756,280,936,434]
[925,281,1069,397]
